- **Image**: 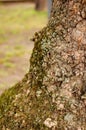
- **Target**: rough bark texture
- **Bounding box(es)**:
[0,0,86,129]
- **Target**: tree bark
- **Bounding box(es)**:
[0,0,86,129]
[47,0,52,18]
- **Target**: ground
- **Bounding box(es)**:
[0,2,47,94]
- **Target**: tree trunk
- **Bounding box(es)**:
[0,0,86,129]
[47,0,52,18]
[35,0,46,11]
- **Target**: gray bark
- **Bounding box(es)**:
[47,0,52,18]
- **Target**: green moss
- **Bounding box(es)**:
[0,82,22,117]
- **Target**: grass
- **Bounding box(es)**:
[0,4,47,43]
[0,45,26,68]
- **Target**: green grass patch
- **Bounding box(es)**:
[3,61,15,68]
[0,57,15,68]
[0,45,26,68]
[0,70,8,77]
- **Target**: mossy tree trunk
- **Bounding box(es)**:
[0,0,86,129]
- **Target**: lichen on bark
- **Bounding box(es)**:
[0,0,86,129]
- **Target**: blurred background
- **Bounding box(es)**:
[0,0,52,94]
